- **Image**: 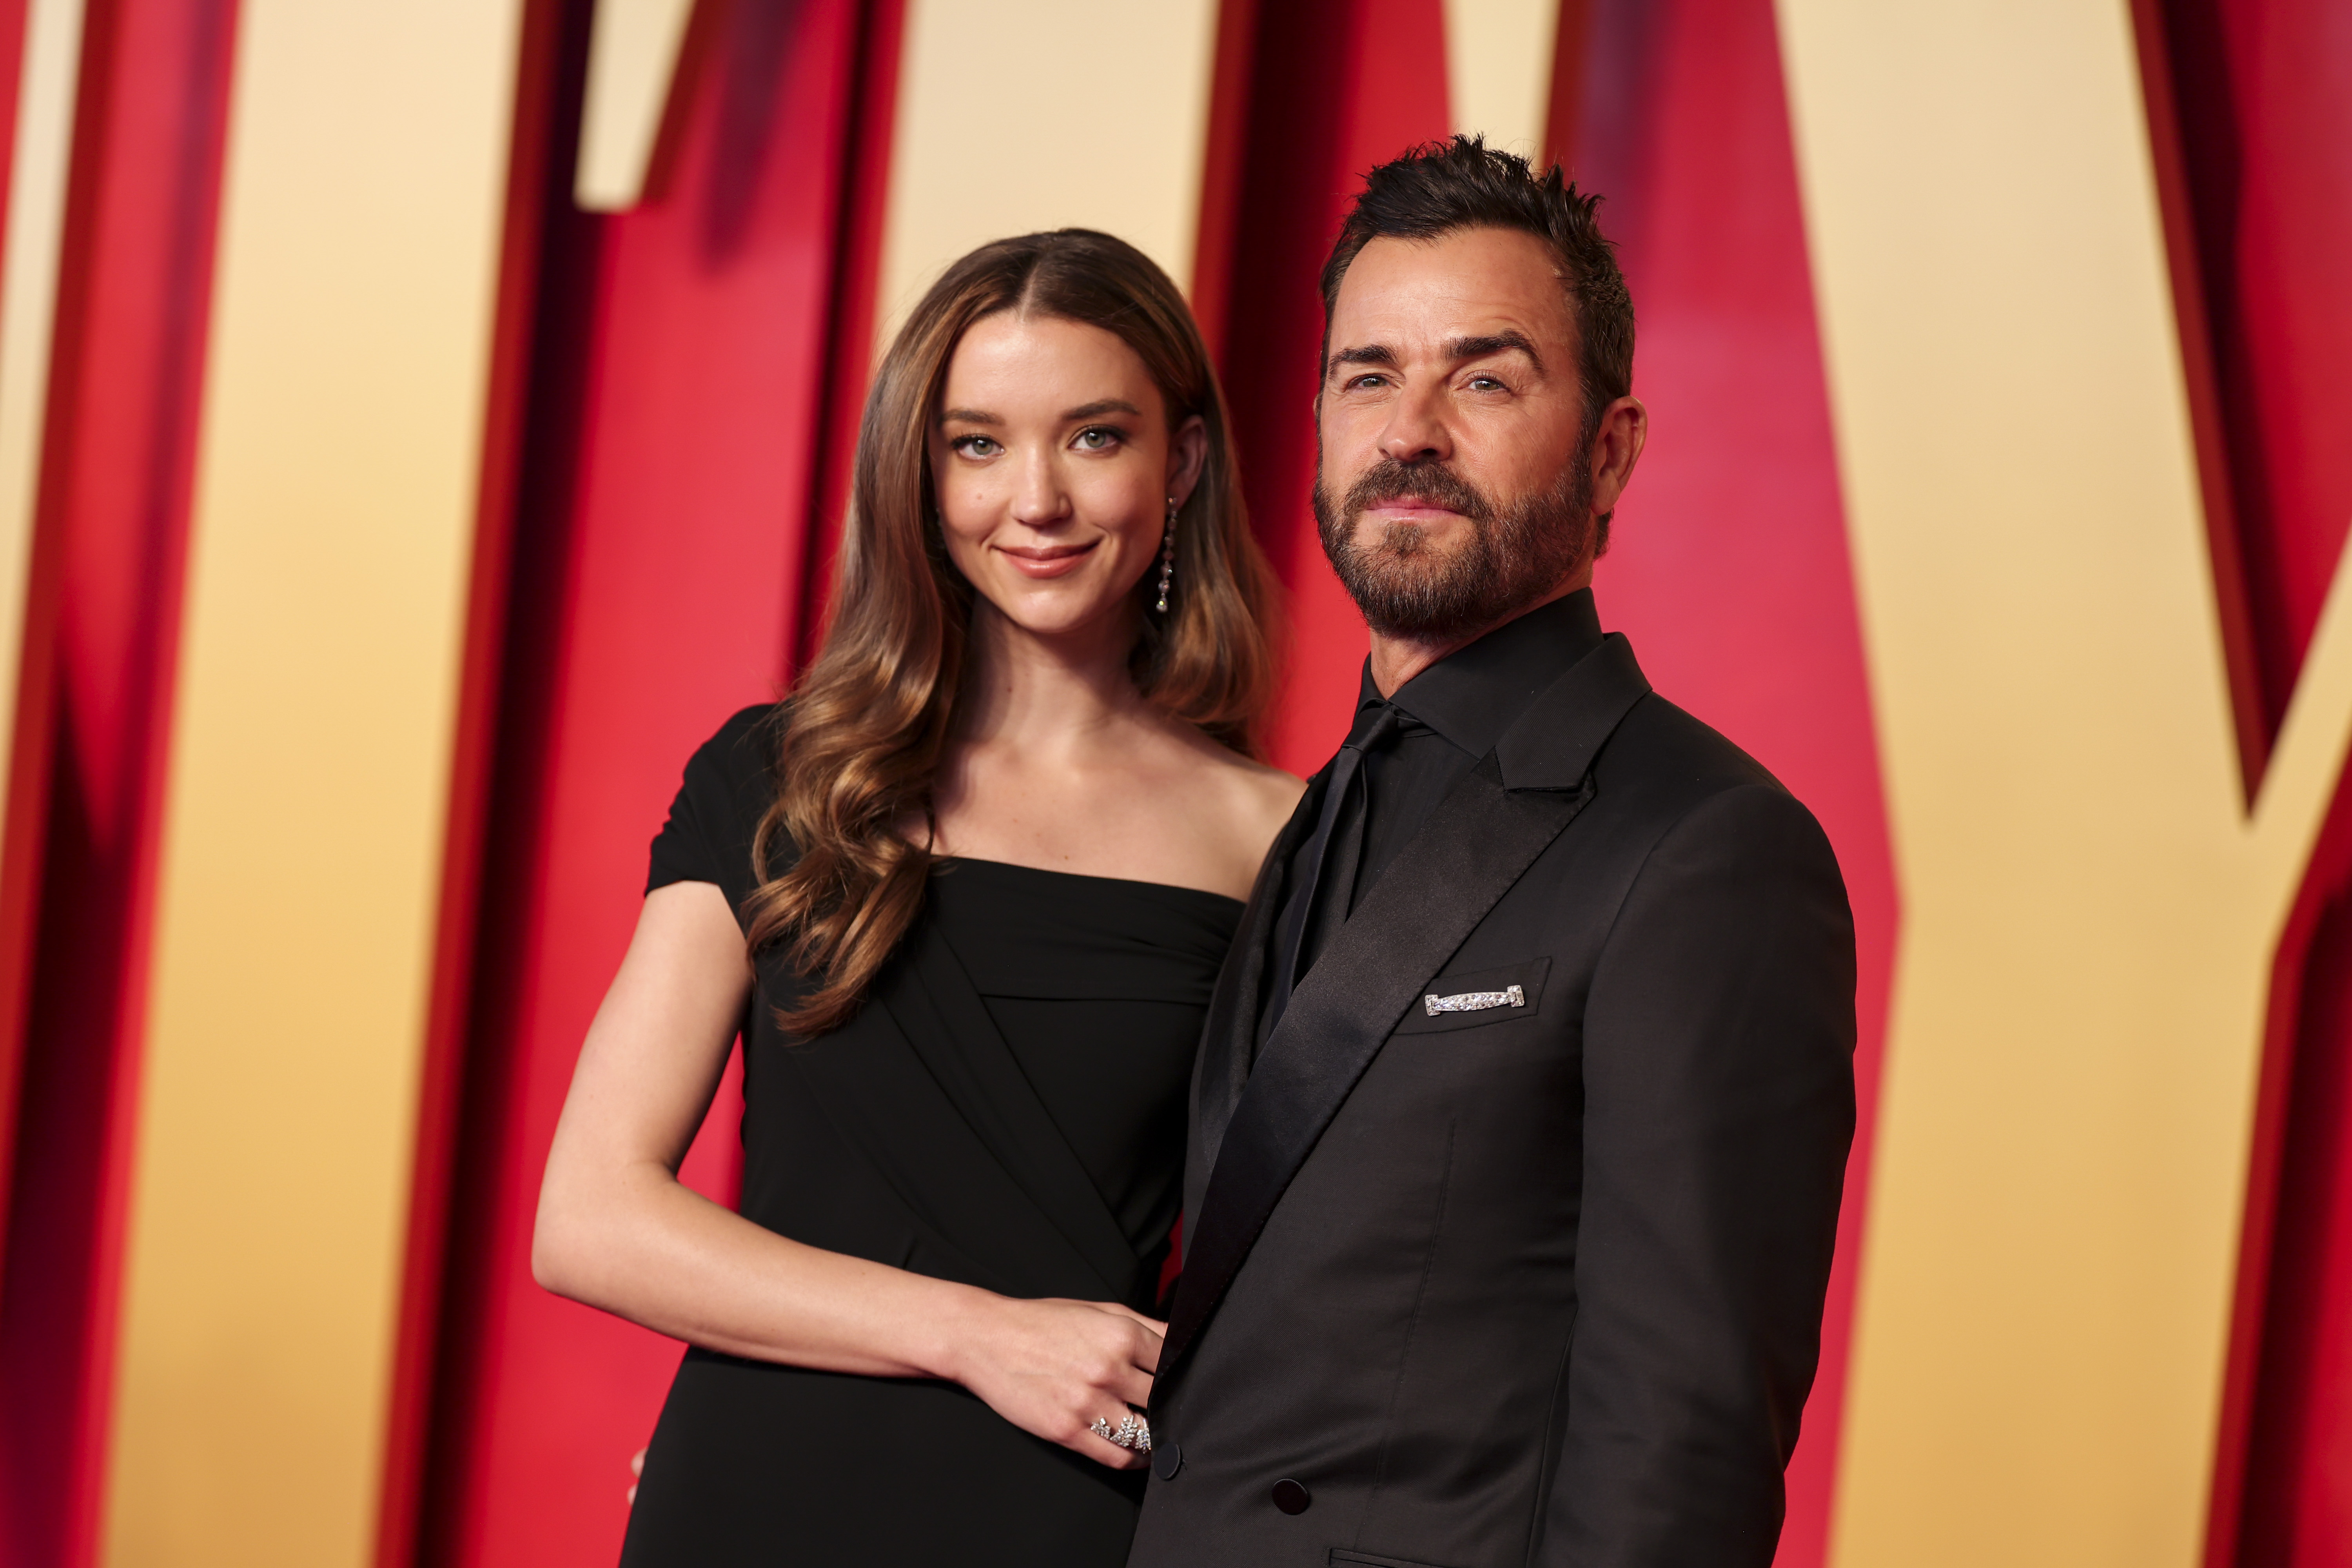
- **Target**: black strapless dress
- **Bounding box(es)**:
[618,706,1242,1567]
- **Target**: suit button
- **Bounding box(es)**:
[1271,1478,1311,1515]
[1152,1441,1183,1481]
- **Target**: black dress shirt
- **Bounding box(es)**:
[1258,589,1606,1042]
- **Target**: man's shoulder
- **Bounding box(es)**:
[1552,694,1850,955]
[1598,690,1789,805]
[1564,684,1835,862]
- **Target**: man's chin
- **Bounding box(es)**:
[1349,576,1502,642]
[1352,515,1472,560]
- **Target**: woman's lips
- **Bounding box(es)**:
[997,541,1098,579]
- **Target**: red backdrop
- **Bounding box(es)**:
[408,2,889,1563]
[0,2,234,1560]
[0,2,2340,1565]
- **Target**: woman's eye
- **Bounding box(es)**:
[952,434,1001,457]
[1073,426,1122,452]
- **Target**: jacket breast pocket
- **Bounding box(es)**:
[1390,957,1551,1036]
[1330,1550,1461,1568]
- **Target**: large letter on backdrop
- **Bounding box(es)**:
[1774,3,2352,1564]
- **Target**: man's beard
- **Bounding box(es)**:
[1313,447,1594,642]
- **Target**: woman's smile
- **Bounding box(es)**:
[995,539,1100,579]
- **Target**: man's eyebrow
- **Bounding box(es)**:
[1447,331,1543,371]
[1062,398,1143,420]
[939,407,1000,425]
[1327,343,1399,376]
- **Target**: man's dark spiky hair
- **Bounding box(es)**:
[1320,135,1635,429]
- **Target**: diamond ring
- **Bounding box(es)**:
[1089,1410,1152,1452]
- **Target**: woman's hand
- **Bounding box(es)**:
[946,1295,1165,1469]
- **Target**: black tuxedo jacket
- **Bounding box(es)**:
[1128,633,1856,1568]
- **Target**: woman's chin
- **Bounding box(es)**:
[978,582,1142,644]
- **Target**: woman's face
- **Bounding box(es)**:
[930,312,1205,644]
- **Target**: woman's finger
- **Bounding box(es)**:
[1078,1423,1149,1470]
[1090,1300,1168,1334]
[1078,1402,1159,1465]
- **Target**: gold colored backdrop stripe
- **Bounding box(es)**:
[98,3,525,1564]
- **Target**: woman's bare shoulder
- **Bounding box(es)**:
[1234,753,1308,829]
[1180,735,1306,840]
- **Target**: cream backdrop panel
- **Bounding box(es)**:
[874,0,1220,338]
[1773,2,2352,1564]
[574,0,698,211]
[0,0,87,858]
[1443,0,1560,157]
[100,2,524,1564]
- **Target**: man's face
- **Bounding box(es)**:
[1313,227,1597,642]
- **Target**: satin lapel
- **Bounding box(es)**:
[1160,760,1583,1377]
[885,922,1145,1304]
[1188,765,1328,1207]
[1158,638,1653,1388]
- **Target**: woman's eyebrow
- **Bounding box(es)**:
[939,407,1000,425]
[1062,398,1143,420]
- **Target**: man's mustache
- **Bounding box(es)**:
[1342,458,1495,526]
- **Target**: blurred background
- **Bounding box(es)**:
[0,0,2343,1564]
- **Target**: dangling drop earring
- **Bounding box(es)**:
[1153,499,1178,613]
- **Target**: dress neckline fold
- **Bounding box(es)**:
[934,855,1247,910]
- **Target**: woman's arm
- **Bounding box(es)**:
[532,880,1161,1468]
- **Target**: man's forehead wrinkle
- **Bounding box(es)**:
[1323,325,1550,380]
[1335,240,1579,362]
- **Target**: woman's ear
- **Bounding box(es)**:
[1165,414,1209,510]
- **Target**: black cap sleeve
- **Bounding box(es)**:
[645,704,780,925]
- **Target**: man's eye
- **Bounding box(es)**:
[1468,374,1506,391]
[952,435,1001,457]
[1346,374,1388,391]
[1073,426,1121,451]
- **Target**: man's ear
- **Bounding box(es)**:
[1588,395,1649,520]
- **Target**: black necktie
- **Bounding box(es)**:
[1259,701,1403,1045]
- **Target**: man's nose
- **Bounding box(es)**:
[1378,384,1451,463]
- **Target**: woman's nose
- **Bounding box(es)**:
[1010,449,1072,525]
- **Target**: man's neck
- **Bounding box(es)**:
[1365,570,1592,698]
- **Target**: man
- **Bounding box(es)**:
[1127,138,1856,1567]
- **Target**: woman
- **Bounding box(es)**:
[533,229,1302,1567]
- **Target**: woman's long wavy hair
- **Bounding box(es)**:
[746,229,1279,1035]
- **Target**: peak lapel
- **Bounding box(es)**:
[1158,636,1651,1391]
